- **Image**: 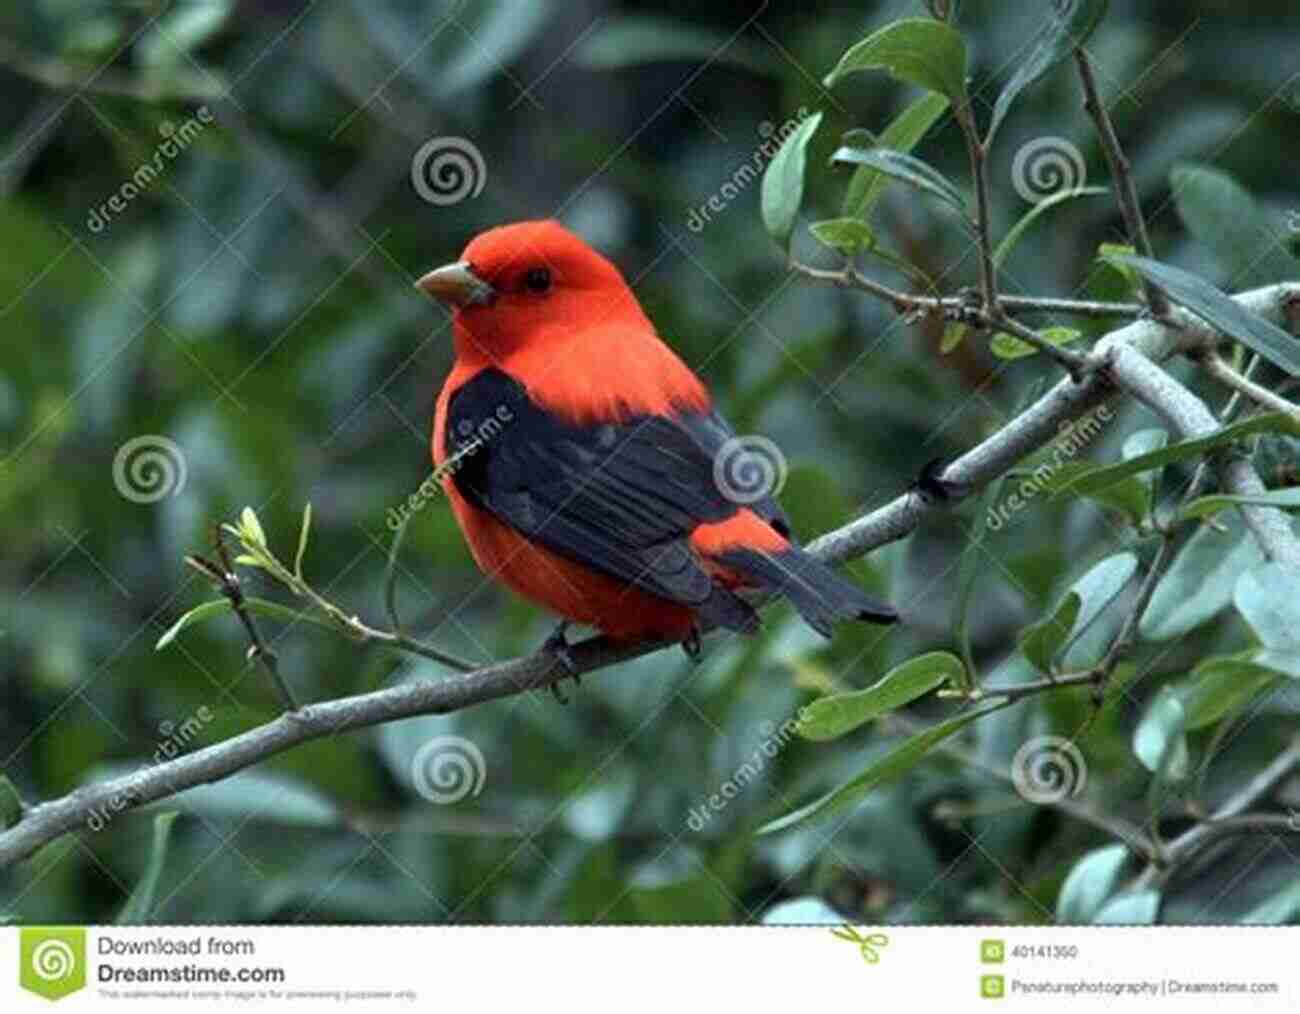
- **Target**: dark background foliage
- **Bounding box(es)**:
[2,0,1299,925]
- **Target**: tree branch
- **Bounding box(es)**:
[1073,48,1169,318]
[2,283,1297,869]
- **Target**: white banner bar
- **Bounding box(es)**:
[5,925,1297,1010]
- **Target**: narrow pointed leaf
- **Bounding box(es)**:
[1107,254,1300,377]
[1178,487,1300,522]
[796,651,963,741]
[987,0,1109,143]
[993,187,1108,268]
[1057,413,1300,497]
[842,92,950,218]
[758,701,1006,835]
[831,146,967,215]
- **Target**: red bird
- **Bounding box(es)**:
[417,220,895,662]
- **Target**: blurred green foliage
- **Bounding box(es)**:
[2,0,1299,926]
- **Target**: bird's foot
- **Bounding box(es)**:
[541,621,581,704]
[680,625,703,663]
[912,457,970,503]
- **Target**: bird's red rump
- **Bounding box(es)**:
[691,511,790,557]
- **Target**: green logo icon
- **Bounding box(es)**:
[981,939,1005,963]
[830,925,890,964]
[20,927,87,1001]
[981,974,1005,999]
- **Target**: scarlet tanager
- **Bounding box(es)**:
[417,220,896,661]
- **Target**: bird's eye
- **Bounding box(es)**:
[523,267,552,293]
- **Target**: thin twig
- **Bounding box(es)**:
[1073,48,1169,317]
[952,97,999,312]
[1200,353,1300,426]
[788,261,1142,321]
[185,529,299,712]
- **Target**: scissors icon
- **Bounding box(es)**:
[830,925,890,963]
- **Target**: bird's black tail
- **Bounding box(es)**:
[716,546,898,637]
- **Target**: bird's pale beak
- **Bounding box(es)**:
[414,261,495,307]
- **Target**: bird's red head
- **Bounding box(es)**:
[416,220,649,365]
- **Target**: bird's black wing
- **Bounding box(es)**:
[444,368,779,629]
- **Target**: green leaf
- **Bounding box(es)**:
[842,92,950,219]
[156,596,335,650]
[116,812,179,925]
[1234,562,1300,652]
[1141,514,1263,641]
[1019,591,1081,672]
[294,501,312,578]
[573,16,774,73]
[1096,242,1140,294]
[0,776,22,830]
[1040,460,1149,524]
[1171,165,1299,287]
[1178,487,1300,522]
[796,651,963,741]
[830,147,967,215]
[941,322,968,354]
[1058,413,1300,498]
[1093,890,1160,925]
[1133,689,1190,780]
[1056,844,1130,923]
[824,18,968,102]
[1107,254,1300,377]
[987,0,1110,143]
[1178,654,1283,730]
[761,111,824,249]
[993,187,1108,268]
[137,0,232,67]
[990,325,1082,361]
[758,701,1006,835]
[808,218,876,255]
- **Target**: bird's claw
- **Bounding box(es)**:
[680,625,702,663]
[541,622,580,704]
